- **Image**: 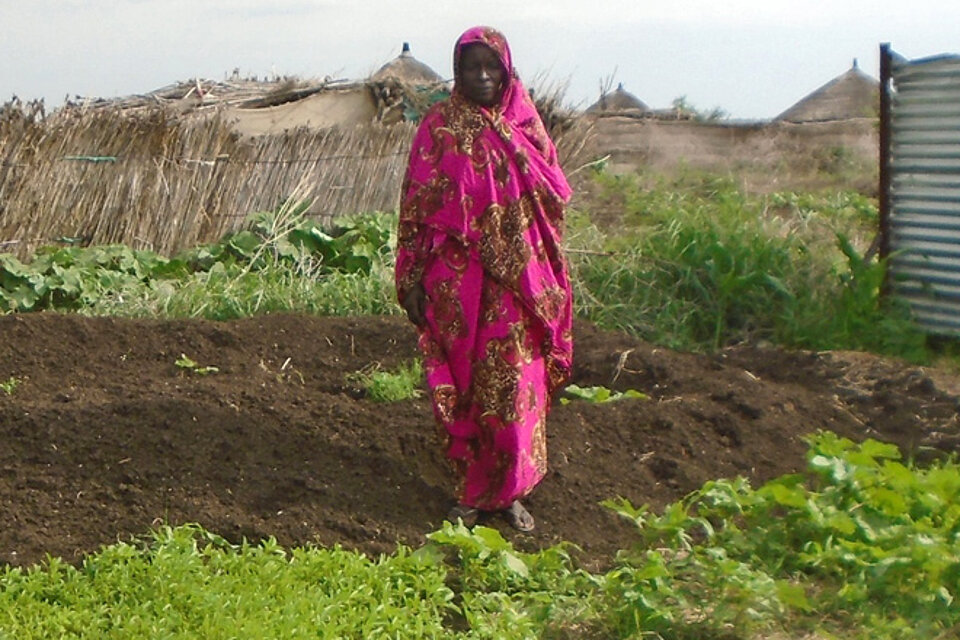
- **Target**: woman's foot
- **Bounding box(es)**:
[503,500,535,533]
[446,503,479,527]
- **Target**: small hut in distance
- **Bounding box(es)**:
[371,42,444,84]
[586,83,650,117]
[368,42,447,124]
[776,59,879,123]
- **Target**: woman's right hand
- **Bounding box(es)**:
[402,282,427,327]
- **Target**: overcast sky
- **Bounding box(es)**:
[2,1,958,119]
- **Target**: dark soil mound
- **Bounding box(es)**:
[2,313,958,568]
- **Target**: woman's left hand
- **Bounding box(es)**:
[402,282,427,327]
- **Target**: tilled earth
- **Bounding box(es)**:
[1,312,958,569]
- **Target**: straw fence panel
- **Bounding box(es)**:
[0,106,416,258]
[1,102,595,259]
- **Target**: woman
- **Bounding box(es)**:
[395,26,573,532]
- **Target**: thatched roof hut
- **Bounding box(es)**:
[61,44,447,133]
[371,42,444,84]
[776,60,879,123]
[586,83,649,116]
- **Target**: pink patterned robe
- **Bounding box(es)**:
[395,26,573,511]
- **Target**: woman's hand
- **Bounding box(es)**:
[402,282,427,327]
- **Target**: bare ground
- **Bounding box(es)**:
[1,312,958,569]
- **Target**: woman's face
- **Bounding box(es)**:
[458,43,505,107]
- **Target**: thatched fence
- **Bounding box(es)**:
[0,101,415,258]
[0,98,594,260]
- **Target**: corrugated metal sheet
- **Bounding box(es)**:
[888,53,960,335]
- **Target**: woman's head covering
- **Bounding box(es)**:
[451,27,539,132]
[453,26,513,94]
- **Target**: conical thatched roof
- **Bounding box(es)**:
[586,83,649,115]
[776,60,879,123]
[371,42,443,84]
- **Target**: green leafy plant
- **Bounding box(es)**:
[175,354,219,376]
[425,521,602,637]
[0,376,22,395]
[601,432,960,638]
[347,360,423,402]
[671,95,727,122]
[0,207,400,317]
[0,173,949,367]
[560,383,647,404]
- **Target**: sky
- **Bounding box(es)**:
[2,0,958,120]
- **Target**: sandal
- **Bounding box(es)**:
[503,500,535,533]
[447,503,479,527]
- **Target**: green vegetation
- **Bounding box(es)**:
[1,171,957,637]
[0,172,943,364]
[0,526,454,639]
[347,359,424,402]
[560,383,647,404]
[0,207,398,320]
[174,354,219,376]
[0,171,939,364]
[670,95,728,122]
[1,435,956,638]
[0,376,21,395]
[568,171,930,361]
[599,432,960,639]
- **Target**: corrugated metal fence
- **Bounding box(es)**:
[880,44,960,336]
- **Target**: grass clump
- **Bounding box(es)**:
[89,206,401,320]
[90,256,398,320]
[569,170,930,360]
[0,525,455,639]
[347,359,424,402]
[0,376,22,395]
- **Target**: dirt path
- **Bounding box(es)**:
[1,313,957,568]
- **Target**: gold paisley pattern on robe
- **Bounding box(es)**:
[419,334,447,369]
[431,278,467,343]
[397,171,455,296]
[518,116,551,159]
[438,238,470,274]
[434,97,486,157]
[472,323,534,422]
[513,147,530,175]
[490,115,513,144]
[532,183,565,231]
[546,357,567,396]
[491,148,512,191]
[401,171,454,224]
[395,258,423,302]
[431,384,459,426]
[469,136,494,173]
[532,237,549,265]
[480,279,506,325]
[531,415,548,476]
[477,195,535,288]
[533,285,568,323]
[395,219,426,300]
